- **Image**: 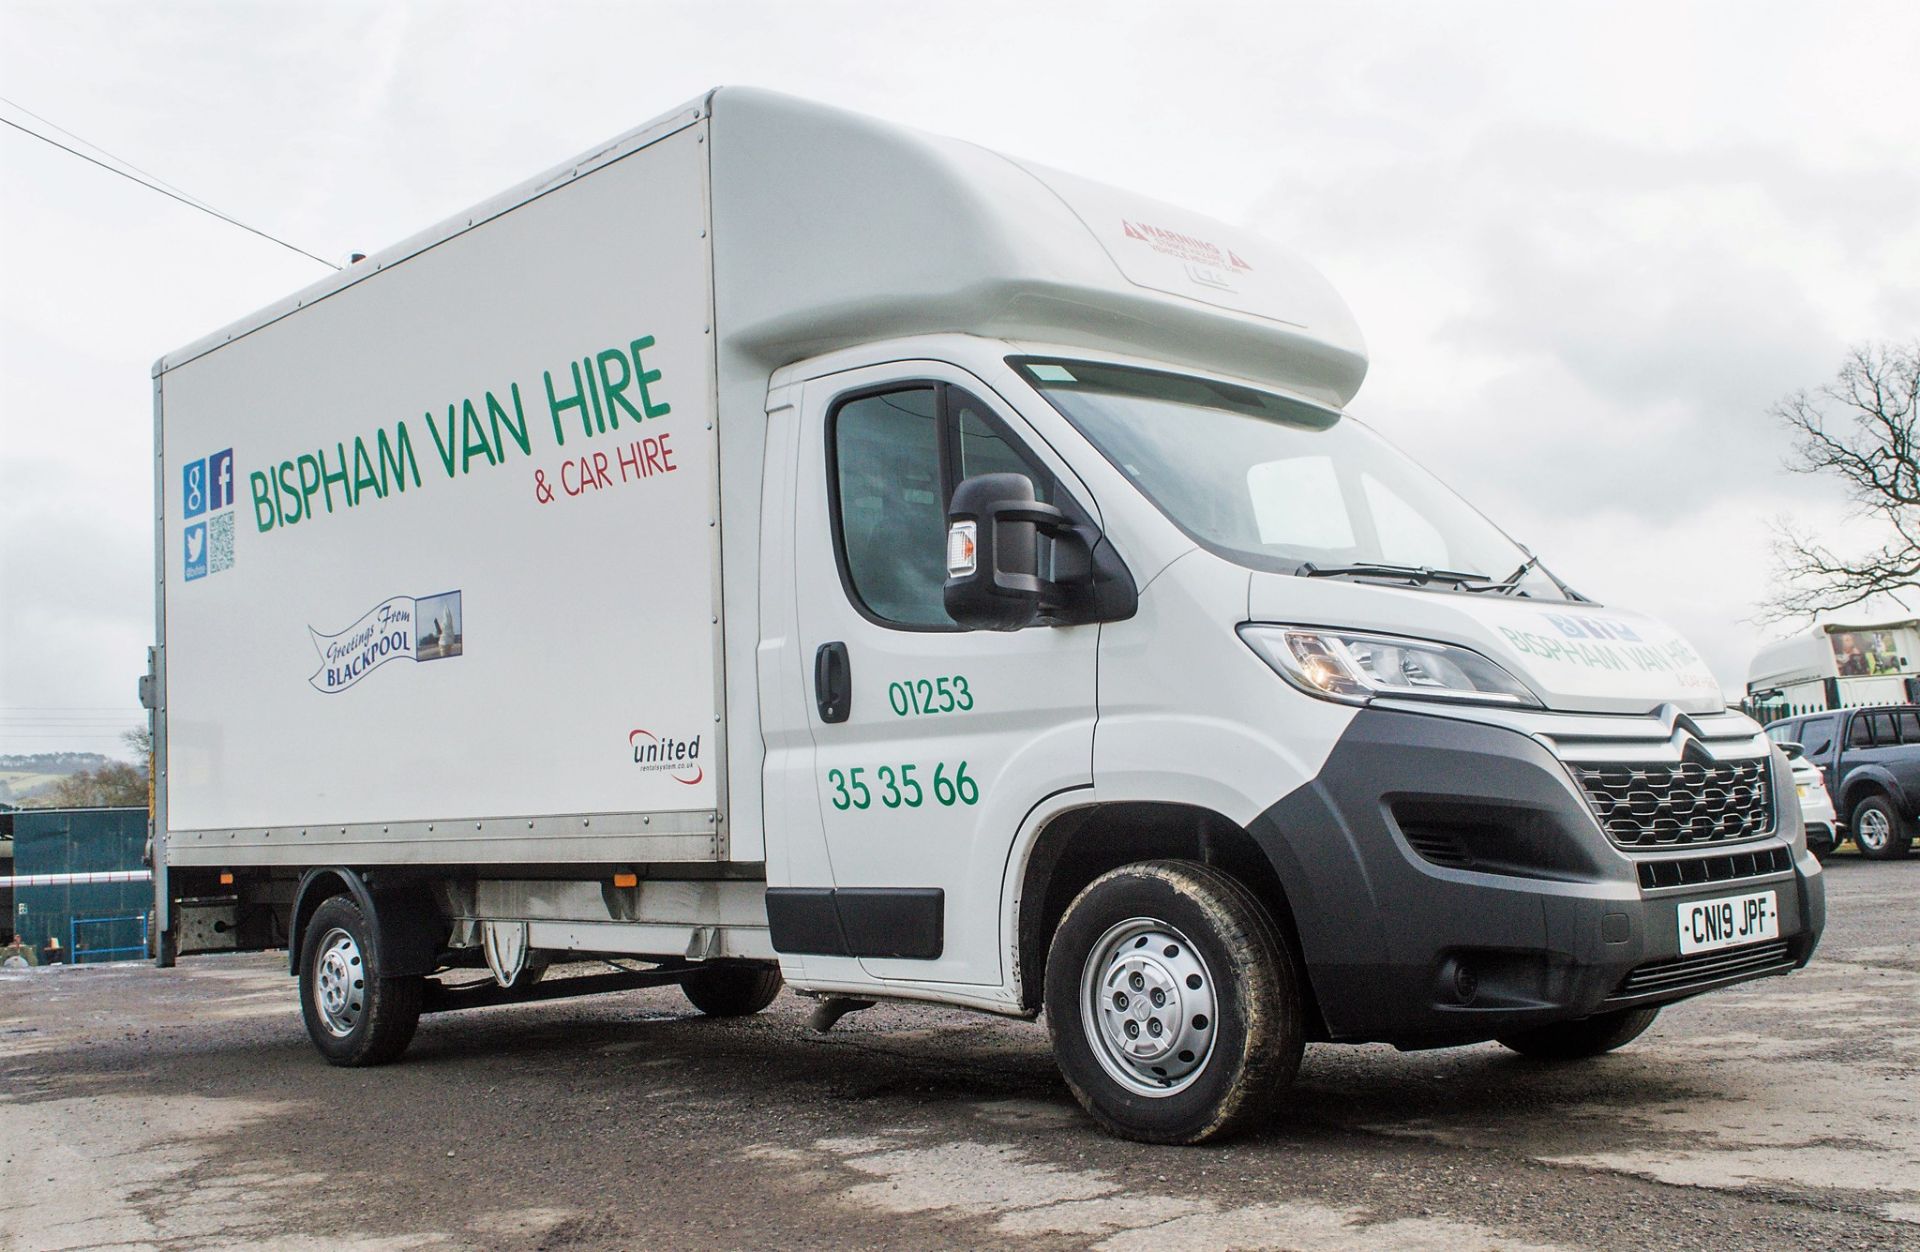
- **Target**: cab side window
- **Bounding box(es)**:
[953,393,1055,502]
[829,382,1065,630]
[1869,711,1897,744]
[1801,717,1835,757]
[1849,715,1873,748]
[832,388,948,627]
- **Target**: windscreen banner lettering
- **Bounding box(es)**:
[1498,616,1714,688]
[247,334,673,535]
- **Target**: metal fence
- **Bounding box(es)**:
[9,807,149,963]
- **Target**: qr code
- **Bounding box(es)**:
[209,511,235,574]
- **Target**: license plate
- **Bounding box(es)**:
[1796,784,1809,799]
[1677,890,1779,955]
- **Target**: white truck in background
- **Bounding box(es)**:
[148,88,1824,1144]
[1747,619,1920,720]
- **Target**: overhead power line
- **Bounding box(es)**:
[0,93,216,211]
[0,108,340,271]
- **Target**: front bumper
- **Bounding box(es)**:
[1249,707,1825,1046]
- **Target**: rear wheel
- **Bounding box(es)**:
[1851,795,1913,860]
[298,895,423,1066]
[1044,860,1304,1145]
[1497,1006,1658,1060]
[681,962,783,1016]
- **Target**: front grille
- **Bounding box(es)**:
[1574,758,1773,848]
[1610,939,1794,1000]
[1636,845,1792,890]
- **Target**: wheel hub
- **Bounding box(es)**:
[312,927,365,1037]
[1857,807,1890,851]
[1082,918,1218,1097]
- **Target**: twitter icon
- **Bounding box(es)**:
[184,521,209,581]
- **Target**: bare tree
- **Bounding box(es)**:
[42,761,146,808]
[1767,343,1920,621]
[123,725,152,761]
[19,727,151,809]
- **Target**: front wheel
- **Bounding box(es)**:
[1851,795,1913,860]
[298,895,423,1066]
[1497,1006,1658,1060]
[1044,860,1304,1145]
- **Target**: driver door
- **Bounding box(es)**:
[787,361,1100,986]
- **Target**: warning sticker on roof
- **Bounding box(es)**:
[1010,157,1307,326]
[1119,219,1253,294]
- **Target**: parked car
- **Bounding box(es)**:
[1783,749,1838,859]
[1766,707,1919,859]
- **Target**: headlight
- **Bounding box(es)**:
[1238,625,1541,708]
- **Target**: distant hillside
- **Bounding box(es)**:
[0,752,114,773]
[0,753,117,806]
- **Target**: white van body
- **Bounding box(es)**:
[1747,620,1920,718]
[150,89,1824,1143]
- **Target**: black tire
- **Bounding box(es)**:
[298,895,423,1066]
[1850,794,1913,860]
[1043,860,1304,1145]
[1497,1006,1659,1060]
[681,962,783,1017]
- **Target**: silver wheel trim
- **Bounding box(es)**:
[1857,806,1891,851]
[1080,917,1219,1098]
[311,927,367,1038]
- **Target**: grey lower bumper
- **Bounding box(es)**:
[1249,708,1825,1047]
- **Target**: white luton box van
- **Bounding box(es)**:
[149,88,1824,1144]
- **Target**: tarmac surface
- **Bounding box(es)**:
[1,856,1915,1251]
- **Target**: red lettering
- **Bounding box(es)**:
[617,441,640,483]
[591,451,611,488]
[561,458,582,496]
[657,433,675,473]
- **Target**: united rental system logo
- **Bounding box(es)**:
[629,729,703,785]
[183,447,236,583]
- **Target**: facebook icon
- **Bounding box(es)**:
[207,448,234,511]
[184,449,235,518]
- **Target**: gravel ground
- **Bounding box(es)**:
[1,856,1914,1251]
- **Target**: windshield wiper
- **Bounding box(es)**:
[1297,561,1492,587]
[1481,552,1541,595]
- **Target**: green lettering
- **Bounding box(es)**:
[278,460,304,525]
[631,335,670,418]
[250,471,276,532]
[352,436,383,501]
[425,406,459,477]
[296,454,322,518]
[379,423,421,493]
[544,361,589,446]
[319,442,353,512]
[487,384,530,457]
[460,398,497,472]
[596,348,640,426]
[583,355,607,434]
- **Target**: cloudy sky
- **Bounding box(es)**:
[4,1,1918,758]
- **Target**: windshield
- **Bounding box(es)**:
[1014,358,1569,599]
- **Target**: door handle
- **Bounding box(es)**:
[815,641,851,723]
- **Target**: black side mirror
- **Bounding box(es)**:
[1779,741,1804,760]
[944,473,1079,631]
